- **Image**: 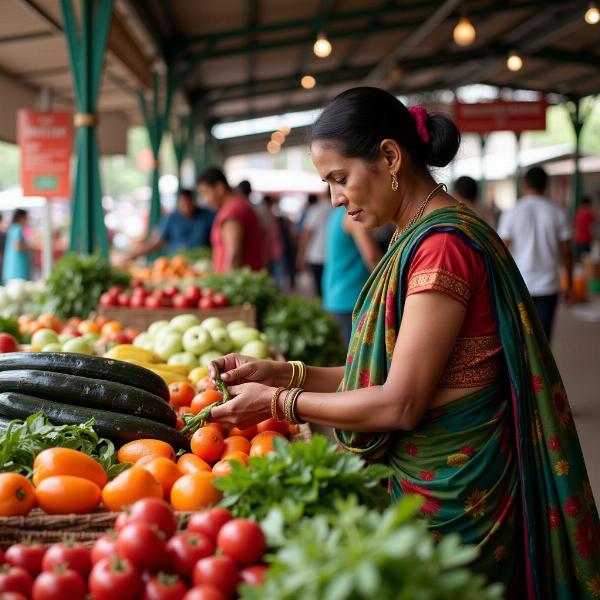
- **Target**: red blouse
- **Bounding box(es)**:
[405,231,503,388]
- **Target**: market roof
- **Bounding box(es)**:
[0,0,598,154]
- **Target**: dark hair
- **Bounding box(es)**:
[524,166,547,192]
[307,193,318,206]
[310,87,460,169]
[12,209,27,225]
[197,166,229,188]
[581,196,591,206]
[236,180,252,196]
[178,188,195,202]
[454,176,478,201]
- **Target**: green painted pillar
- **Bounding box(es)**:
[514,132,522,200]
[62,0,112,256]
[172,115,195,188]
[479,134,487,206]
[569,99,584,215]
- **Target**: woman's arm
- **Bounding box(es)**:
[212,290,466,430]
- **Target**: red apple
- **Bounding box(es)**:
[163,285,179,298]
[145,296,161,309]
[108,286,123,298]
[184,285,202,304]
[61,326,81,337]
[130,295,146,309]
[200,288,214,298]
[108,331,130,344]
[212,293,228,308]
[173,293,192,309]
[124,328,140,341]
[0,333,19,353]
[117,293,131,307]
[198,297,215,310]
[99,293,117,307]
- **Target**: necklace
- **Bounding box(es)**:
[388,183,447,250]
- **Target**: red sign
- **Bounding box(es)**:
[454,100,547,133]
[17,110,73,197]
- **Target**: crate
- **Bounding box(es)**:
[98,303,256,331]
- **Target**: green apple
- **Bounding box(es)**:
[58,333,75,345]
[62,337,93,355]
[41,343,63,353]
[199,350,223,368]
[31,328,59,349]
[168,352,198,368]
[226,320,247,332]
[210,328,233,354]
[147,320,170,338]
[182,325,212,355]
[229,327,260,350]
[82,332,101,344]
[154,329,183,361]
[240,339,269,359]
[133,332,155,351]
[170,314,201,333]
[201,317,225,332]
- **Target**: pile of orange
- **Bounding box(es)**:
[19,313,119,338]
[128,255,198,284]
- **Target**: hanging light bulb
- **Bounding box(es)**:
[271,131,285,144]
[313,33,332,58]
[267,140,281,154]
[279,124,291,135]
[585,1,600,24]
[506,52,523,72]
[453,17,476,46]
[300,75,317,89]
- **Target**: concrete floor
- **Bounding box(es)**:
[553,297,600,503]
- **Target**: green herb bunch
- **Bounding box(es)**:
[0,412,129,479]
[0,316,22,342]
[241,496,504,600]
[41,253,130,319]
[215,435,391,523]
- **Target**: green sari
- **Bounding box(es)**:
[335,205,600,598]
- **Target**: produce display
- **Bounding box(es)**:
[126,252,211,285]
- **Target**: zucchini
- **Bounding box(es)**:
[0,370,176,427]
[0,353,169,401]
[0,392,188,449]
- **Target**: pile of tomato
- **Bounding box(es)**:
[0,498,267,600]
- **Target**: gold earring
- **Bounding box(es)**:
[391,173,399,192]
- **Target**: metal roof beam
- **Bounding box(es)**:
[0,30,55,44]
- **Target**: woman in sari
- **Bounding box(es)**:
[210,87,600,598]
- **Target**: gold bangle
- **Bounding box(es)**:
[287,361,297,388]
[298,362,307,387]
[291,388,307,425]
[283,388,296,423]
[271,387,286,421]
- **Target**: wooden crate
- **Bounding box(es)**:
[98,303,256,331]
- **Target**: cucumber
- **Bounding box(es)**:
[0,370,176,427]
[0,353,169,401]
[0,392,188,449]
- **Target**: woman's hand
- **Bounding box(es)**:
[210,382,274,428]
[209,353,289,387]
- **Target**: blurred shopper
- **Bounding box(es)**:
[323,207,382,345]
[198,167,264,273]
[2,209,30,282]
[574,196,595,261]
[454,175,498,227]
[127,188,214,259]
[497,166,572,341]
[297,194,330,296]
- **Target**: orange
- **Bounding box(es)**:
[0,473,36,516]
[142,457,182,498]
[170,472,222,511]
[256,418,289,436]
[222,451,249,467]
[288,423,300,437]
[154,257,169,272]
[95,315,110,328]
[33,448,108,489]
[36,476,101,514]
[196,376,216,392]
[221,436,251,458]
[169,382,197,408]
[250,432,286,457]
[135,455,160,467]
[101,320,123,336]
[229,425,258,440]
[177,453,212,475]
[171,256,187,270]
[77,320,101,335]
[37,314,63,332]
[117,439,175,464]
[212,460,233,477]
[101,467,162,511]
[190,390,222,415]
[190,427,224,464]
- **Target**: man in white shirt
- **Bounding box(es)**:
[497,167,573,342]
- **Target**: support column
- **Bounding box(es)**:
[39,88,53,278]
[568,98,584,214]
[172,114,195,188]
[479,134,487,206]
[61,0,112,257]
[514,132,522,200]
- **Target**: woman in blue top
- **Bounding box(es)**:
[322,206,382,345]
[2,209,30,283]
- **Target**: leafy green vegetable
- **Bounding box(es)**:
[215,435,391,523]
[176,246,212,263]
[241,496,504,600]
[0,316,22,342]
[41,253,130,319]
[0,412,129,479]
[263,296,346,366]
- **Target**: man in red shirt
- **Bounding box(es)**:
[197,167,265,273]
[574,196,595,261]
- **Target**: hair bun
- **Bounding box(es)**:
[424,113,461,168]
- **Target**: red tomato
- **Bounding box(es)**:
[117,522,166,571]
[187,508,232,542]
[192,556,238,599]
[42,541,92,578]
[142,573,188,600]
[255,418,289,436]
[115,511,130,532]
[166,533,215,579]
[239,564,268,587]
[89,556,142,600]
[217,519,266,566]
[5,543,46,577]
[91,533,118,565]
[32,568,86,600]
[183,586,225,600]
[0,565,32,596]
[127,497,177,538]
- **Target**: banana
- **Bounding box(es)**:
[104,344,156,364]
